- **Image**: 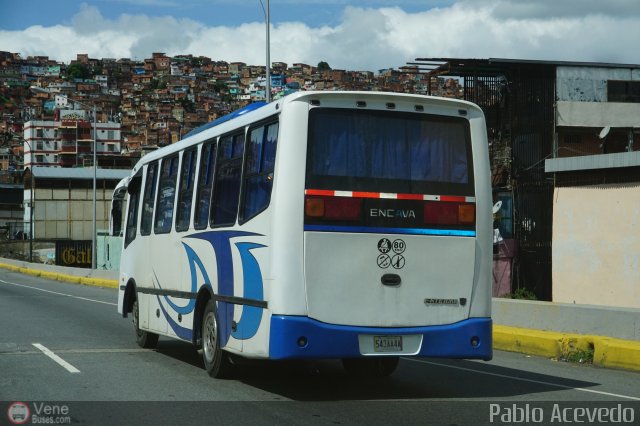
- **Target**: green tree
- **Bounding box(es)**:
[66,63,90,80]
[317,61,331,72]
[213,81,228,93]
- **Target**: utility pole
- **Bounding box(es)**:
[265,0,271,102]
[91,104,97,270]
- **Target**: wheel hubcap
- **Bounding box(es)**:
[133,301,143,337]
[203,312,217,363]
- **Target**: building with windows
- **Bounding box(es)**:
[23,110,122,168]
[412,58,640,308]
[544,65,640,309]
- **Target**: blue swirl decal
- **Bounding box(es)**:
[158,243,212,315]
[152,231,265,345]
[185,230,266,347]
[232,242,266,340]
[156,294,193,340]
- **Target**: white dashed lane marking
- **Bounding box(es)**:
[32,343,81,374]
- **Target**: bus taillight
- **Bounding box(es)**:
[305,197,325,217]
[305,196,362,221]
[424,201,475,226]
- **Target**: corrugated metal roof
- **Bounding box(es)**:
[412,57,640,77]
[545,152,640,173]
[31,167,131,180]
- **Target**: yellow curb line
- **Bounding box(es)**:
[0,262,118,289]
[79,276,119,289]
[0,263,21,272]
[494,325,640,372]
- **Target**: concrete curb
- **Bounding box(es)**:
[0,262,118,289]
[494,325,640,372]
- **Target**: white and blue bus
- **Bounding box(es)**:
[116,91,493,378]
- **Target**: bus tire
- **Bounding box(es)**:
[201,300,234,379]
[342,356,399,377]
[132,297,159,349]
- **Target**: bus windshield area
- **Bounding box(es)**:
[306,108,474,196]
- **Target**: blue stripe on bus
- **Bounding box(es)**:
[269,316,492,360]
[303,225,476,237]
[183,102,267,138]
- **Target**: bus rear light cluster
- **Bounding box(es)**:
[305,196,362,221]
[424,201,475,226]
[306,195,476,228]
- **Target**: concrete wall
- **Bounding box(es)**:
[28,187,111,240]
[556,66,640,102]
[493,298,640,341]
[97,236,122,271]
[552,184,640,309]
[556,101,640,127]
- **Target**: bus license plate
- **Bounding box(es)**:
[374,335,403,352]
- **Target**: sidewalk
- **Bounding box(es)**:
[494,325,640,372]
[493,298,640,372]
[1,257,639,373]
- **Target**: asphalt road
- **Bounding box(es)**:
[1,268,639,425]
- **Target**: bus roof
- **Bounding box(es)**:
[130,91,482,175]
[183,101,267,139]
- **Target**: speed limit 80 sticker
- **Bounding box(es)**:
[377,238,406,269]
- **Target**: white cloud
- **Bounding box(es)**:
[1,2,639,70]
[460,0,640,19]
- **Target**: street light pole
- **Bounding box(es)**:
[266,0,271,102]
[260,0,271,102]
[23,140,34,262]
[91,104,97,270]
[30,160,33,263]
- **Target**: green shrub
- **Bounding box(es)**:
[507,287,537,300]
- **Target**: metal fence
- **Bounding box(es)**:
[2,220,30,240]
[461,67,555,300]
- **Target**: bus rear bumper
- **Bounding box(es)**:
[268,316,492,361]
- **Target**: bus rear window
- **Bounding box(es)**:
[306,108,474,196]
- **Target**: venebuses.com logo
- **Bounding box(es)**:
[7,402,30,425]
[6,402,71,425]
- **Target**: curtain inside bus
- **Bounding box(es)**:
[306,109,474,195]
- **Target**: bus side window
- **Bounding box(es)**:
[154,155,179,234]
[124,177,141,248]
[194,140,216,230]
[111,200,123,237]
[210,133,244,227]
[240,121,278,222]
[140,162,158,236]
[175,148,197,232]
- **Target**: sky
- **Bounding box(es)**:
[1,0,640,72]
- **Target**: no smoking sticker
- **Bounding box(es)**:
[377,254,391,268]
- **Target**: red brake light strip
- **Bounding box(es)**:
[305,189,475,203]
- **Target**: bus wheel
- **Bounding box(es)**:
[201,300,234,379]
[342,356,399,377]
[132,298,159,349]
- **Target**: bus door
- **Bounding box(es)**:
[151,155,184,335]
